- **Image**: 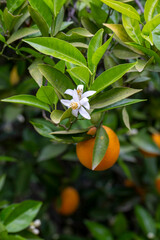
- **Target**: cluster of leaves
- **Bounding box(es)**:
[0,0,160,239]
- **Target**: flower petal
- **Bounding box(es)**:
[73,89,79,102]
[79,106,91,119]
[77,85,84,92]
[60,99,71,107]
[83,101,90,110]
[64,89,74,96]
[82,90,96,98]
[80,97,88,105]
[72,109,79,117]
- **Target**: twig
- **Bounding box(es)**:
[134,0,144,13]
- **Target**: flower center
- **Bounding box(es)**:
[70,102,79,110]
[77,89,83,98]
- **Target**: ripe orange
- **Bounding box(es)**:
[155,176,160,194]
[76,125,120,171]
[56,187,80,216]
[140,132,160,157]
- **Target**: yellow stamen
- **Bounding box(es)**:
[70,102,78,110]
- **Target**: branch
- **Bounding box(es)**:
[134,0,144,13]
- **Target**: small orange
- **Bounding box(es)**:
[87,127,97,136]
[56,187,80,216]
[155,176,160,194]
[76,125,120,171]
[140,132,160,157]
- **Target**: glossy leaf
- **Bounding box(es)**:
[85,220,113,240]
[92,126,109,170]
[7,0,25,13]
[28,6,49,36]
[67,67,90,85]
[113,44,140,59]
[122,107,131,130]
[38,64,75,97]
[90,62,136,94]
[24,37,87,68]
[144,0,159,22]
[2,95,51,112]
[142,14,160,45]
[94,99,146,113]
[90,87,141,109]
[153,25,160,50]
[50,129,88,135]
[0,175,6,192]
[36,86,58,106]
[135,205,156,236]
[28,0,52,27]
[131,131,160,155]
[122,15,143,44]
[101,0,140,21]
[0,34,5,43]
[28,59,43,87]
[87,29,104,73]
[52,7,64,36]
[3,8,21,32]
[126,42,160,64]
[43,0,67,17]
[3,200,42,233]
[7,27,40,44]
[92,36,113,67]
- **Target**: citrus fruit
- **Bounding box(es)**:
[155,176,160,194]
[140,132,160,157]
[10,65,20,85]
[76,125,120,171]
[56,187,80,216]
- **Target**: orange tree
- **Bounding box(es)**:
[0,0,160,239]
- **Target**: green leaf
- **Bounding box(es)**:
[67,67,90,85]
[113,44,140,59]
[38,143,67,162]
[0,174,6,191]
[7,27,40,44]
[112,213,128,236]
[28,6,49,36]
[50,108,72,124]
[130,130,160,155]
[122,107,131,130]
[144,0,159,22]
[36,86,58,106]
[122,15,143,45]
[153,25,160,50]
[87,29,104,73]
[101,0,140,21]
[3,8,21,32]
[104,24,132,43]
[92,126,109,170]
[3,200,42,233]
[135,205,156,236]
[54,60,65,73]
[0,156,16,162]
[50,129,88,135]
[52,7,64,36]
[7,0,25,13]
[90,62,136,94]
[94,99,146,113]
[126,42,160,64]
[85,220,113,240]
[0,34,5,43]
[90,3,107,25]
[2,95,51,112]
[38,64,75,97]
[90,87,141,109]
[28,0,52,27]
[92,36,113,67]
[141,14,160,45]
[24,37,87,68]
[28,59,43,87]
[43,0,67,17]
[0,222,8,240]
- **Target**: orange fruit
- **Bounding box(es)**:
[56,187,80,216]
[76,125,120,171]
[155,176,160,194]
[87,127,97,136]
[140,132,160,157]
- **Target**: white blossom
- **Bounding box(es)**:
[60,85,96,120]
[33,219,41,227]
